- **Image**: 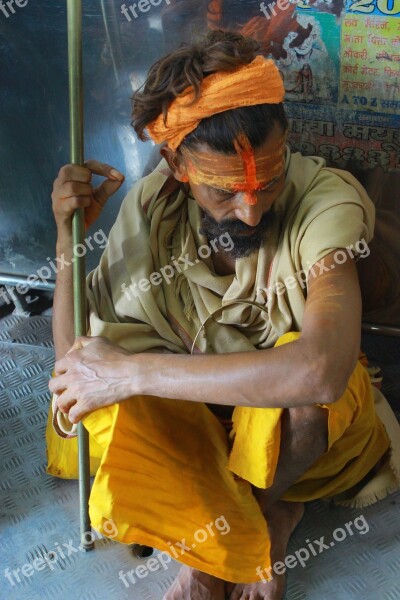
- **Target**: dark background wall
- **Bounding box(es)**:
[0,0,399,322]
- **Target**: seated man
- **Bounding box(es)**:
[48,31,400,600]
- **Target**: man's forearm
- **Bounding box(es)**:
[131,339,337,409]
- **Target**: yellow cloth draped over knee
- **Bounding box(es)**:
[46,148,400,583]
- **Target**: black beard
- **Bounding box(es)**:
[199,208,274,259]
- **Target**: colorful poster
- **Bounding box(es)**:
[345,0,400,17]
[340,14,400,114]
[277,12,340,104]
[159,0,400,172]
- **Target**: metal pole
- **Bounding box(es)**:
[67,0,94,552]
[362,323,400,338]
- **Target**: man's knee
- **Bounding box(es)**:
[284,405,329,453]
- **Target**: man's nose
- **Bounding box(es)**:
[234,196,264,227]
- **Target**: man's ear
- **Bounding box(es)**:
[160,146,188,182]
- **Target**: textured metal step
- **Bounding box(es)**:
[0,314,54,349]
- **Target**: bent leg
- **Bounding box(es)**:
[229,394,388,599]
[228,405,328,600]
[165,406,328,600]
[252,404,329,512]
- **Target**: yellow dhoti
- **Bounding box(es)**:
[46,332,399,583]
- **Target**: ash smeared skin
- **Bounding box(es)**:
[305,274,345,314]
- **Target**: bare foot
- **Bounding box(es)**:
[163,565,226,600]
[226,501,305,600]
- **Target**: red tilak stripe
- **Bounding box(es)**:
[233,133,259,205]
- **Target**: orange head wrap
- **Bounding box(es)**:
[146,55,285,151]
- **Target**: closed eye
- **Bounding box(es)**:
[212,188,235,201]
[261,177,280,191]
[215,188,233,195]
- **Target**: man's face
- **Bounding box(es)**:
[180,124,287,259]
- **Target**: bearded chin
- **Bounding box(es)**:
[199,209,273,259]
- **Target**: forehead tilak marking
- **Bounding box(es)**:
[183,139,286,194]
[233,133,261,206]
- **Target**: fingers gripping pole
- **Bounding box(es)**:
[67,0,93,552]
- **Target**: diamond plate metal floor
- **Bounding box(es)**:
[0,312,399,600]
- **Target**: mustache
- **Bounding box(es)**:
[201,209,272,234]
[199,208,275,259]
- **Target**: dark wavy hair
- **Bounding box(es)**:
[131,30,288,154]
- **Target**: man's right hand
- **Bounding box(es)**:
[51,160,125,231]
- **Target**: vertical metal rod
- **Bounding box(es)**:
[67,0,94,552]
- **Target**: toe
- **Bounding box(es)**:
[229,585,244,600]
[226,582,236,595]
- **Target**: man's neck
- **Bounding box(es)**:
[212,249,236,276]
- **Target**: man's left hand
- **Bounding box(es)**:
[48,336,136,424]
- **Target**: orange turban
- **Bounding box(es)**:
[146,55,285,151]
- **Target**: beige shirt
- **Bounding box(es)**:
[86,147,375,354]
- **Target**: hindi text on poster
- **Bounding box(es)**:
[340,14,400,114]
